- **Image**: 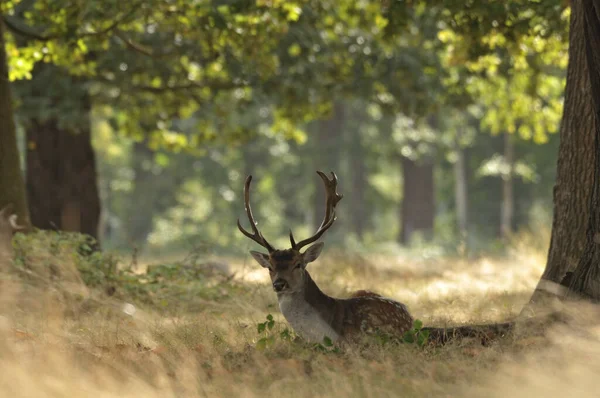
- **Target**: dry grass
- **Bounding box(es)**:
[1,231,600,397]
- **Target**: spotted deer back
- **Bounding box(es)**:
[341,295,413,338]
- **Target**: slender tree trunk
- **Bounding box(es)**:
[398,156,435,244]
[0,20,29,223]
[124,140,185,246]
[125,141,156,244]
[530,0,595,301]
[500,132,514,239]
[312,102,344,232]
[454,139,468,246]
[275,142,304,225]
[349,137,367,241]
[347,102,368,241]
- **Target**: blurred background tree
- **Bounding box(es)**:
[0,0,569,258]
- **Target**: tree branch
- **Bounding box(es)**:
[2,15,56,41]
[78,2,144,38]
[96,75,247,93]
[113,31,174,58]
[134,81,244,93]
[2,1,144,41]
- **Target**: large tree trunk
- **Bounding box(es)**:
[0,20,29,223]
[531,0,595,300]
[25,68,101,243]
[565,0,600,300]
[26,115,100,240]
[431,0,600,343]
[500,132,514,240]
[398,156,435,244]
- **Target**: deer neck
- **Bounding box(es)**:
[277,271,341,342]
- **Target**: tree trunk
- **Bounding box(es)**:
[312,102,344,232]
[398,156,435,244]
[531,0,596,300]
[431,0,600,343]
[454,140,468,247]
[124,141,157,245]
[275,142,304,225]
[124,140,185,246]
[565,0,600,300]
[26,93,101,242]
[349,141,367,241]
[0,20,29,223]
[500,132,514,240]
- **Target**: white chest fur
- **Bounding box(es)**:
[278,294,339,342]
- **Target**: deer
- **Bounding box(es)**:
[237,171,414,343]
[0,204,26,268]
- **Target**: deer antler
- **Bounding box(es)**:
[237,175,275,252]
[290,171,343,251]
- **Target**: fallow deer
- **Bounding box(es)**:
[237,171,414,343]
[0,204,26,267]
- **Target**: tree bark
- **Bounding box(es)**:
[398,156,435,244]
[565,0,600,300]
[500,132,514,239]
[531,0,596,300]
[25,69,101,242]
[0,20,29,223]
[454,137,468,246]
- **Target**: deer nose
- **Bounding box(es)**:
[272,279,288,292]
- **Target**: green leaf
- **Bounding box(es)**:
[256,337,268,350]
[323,336,333,347]
[402,331,415,344]
[417,330,430,347]
[413,319,423,330]
[312,343,326,352]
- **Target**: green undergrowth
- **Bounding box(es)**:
[9,230,247,314]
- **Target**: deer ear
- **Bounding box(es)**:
[302,242,324,264]
[250,251,271,269]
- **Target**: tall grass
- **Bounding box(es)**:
[1,228,599,397]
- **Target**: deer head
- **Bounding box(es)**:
[238,171,343,294]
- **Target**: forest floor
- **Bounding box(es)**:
[1,231,599,397]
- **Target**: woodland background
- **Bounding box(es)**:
[0,0,568,257]
[4,1,600,397]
